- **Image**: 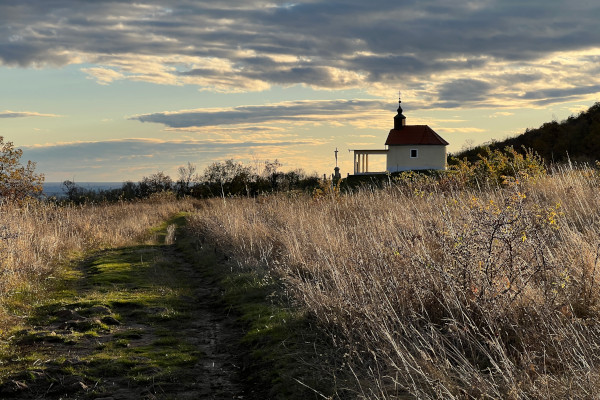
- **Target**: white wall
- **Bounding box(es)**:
[386,145,447,172]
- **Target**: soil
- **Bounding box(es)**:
[0,231,246,399]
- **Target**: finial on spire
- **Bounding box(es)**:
[334,147,339,167]
[396,91,404,114]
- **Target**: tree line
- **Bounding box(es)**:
[1,134,321,204]
[60,159,321,204]
[451,102,600,164]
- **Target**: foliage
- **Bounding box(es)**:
[0,136,44,202]
[441,183,564,311]
[55,160,321,203]
[392,169,441,193]
[138,171,173,197]
[201,159,253,197]
[452,102,600,164]
[449,145,546,187]
[312,177,341,199]
[61,179,87,203]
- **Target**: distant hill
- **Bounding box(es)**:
[451,102,600,164]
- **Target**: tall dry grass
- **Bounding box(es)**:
[0,194,194,331]
[190,165,600,399]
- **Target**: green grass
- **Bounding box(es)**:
[176,229,343,399]
[1,211,342,398]
[0,214,214,397]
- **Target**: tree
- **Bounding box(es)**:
[62,180,85,203]
[203,159,252,196]
[138,171,173,197]
[262,159,282,189]
[0,136,44,202]
[203,159,251,185]
[176,162,198,196]
[120,181,139,200]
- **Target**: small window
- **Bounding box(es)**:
[410,149,418,158]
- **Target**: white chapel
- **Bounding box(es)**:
[352,97,449,174]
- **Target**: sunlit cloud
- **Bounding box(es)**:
[81,67,124,85]
[131,99,388,128]
[490,112,515,118]
[1,1,599,108]
[0,110,61,118]
[3,0,600,181]
[567,105,591,114]
[436,127,486,134]
[346,142,378,147]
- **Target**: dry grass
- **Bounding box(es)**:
[189,165,600,399]
[0,194,194,332]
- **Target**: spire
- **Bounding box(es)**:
[394,91,406,130]
[397,91,403,114]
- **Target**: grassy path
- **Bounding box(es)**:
[0,215,244,399]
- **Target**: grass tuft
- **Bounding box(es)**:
[189,163,600,399]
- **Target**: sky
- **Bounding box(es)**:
[1,0,599,182]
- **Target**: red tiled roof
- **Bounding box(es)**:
[385,125,449,146]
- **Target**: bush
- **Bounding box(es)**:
[449,146,546,188]
[0,136,44,202]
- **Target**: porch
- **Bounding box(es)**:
[351,149,388,175]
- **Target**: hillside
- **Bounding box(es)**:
[452,102,600,163]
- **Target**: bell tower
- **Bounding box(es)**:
[393,91,406,130]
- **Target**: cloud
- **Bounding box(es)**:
[437,127,486,134]
[22,137,325,181]
[438,79,493,103]
[1,1,599,107]
[131,99,388,128]
[520,84,600,101]
[81,67,124,85]
[567,104,590,114]
[24,137,320,157]
[489,112,514,118]
[0,110,61,118]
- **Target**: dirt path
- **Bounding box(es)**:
[0,222,245,399]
